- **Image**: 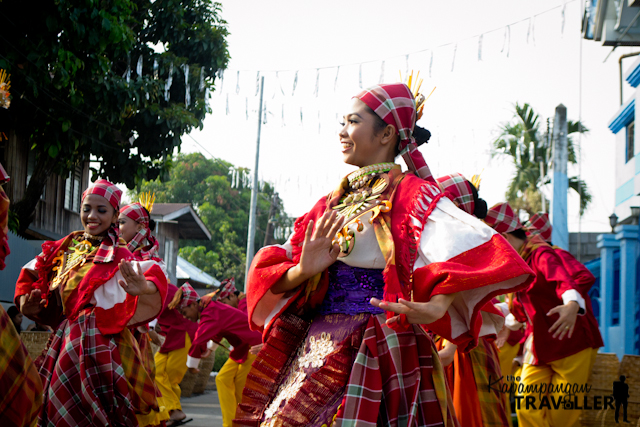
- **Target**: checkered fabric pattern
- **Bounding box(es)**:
[82,178,122,211]
[217,278,237,300]
[470,338,511,426]
[525,212,552,242]
[437,173,475,215]
[0,304,43,427]
[82,179,123,263]
[179,282,199,309]
[121,202,160,260]
[38,309,158,426]
[355,83,434,182]
[484,202,523,233]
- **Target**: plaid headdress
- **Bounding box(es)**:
[217,278,237,300]
[525,212,552,242]
[120,202,160,260]
[168,282,199,310]
[81,179,122,263]
[436,173,475,215]
[484,202,523,233]
[355,83,434,182]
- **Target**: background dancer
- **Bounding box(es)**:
[484,202,603,427]
[14,179,168,427]
[434,172,512,427]
[120,197,172,427]
[236,81,534,427]
[171,282,262,427]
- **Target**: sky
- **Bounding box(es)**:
[182,0,634,233]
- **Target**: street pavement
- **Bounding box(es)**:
[179,390,224,427]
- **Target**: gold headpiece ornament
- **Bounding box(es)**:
[470,170,483,191]
[139,191,156,213]
[399,70,436,121]
[0,69,11,110]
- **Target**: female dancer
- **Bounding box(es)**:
[119,199,172,426]
[236,82,535,426]
[434,173,512,427]
[484,203,602,427]
[14,179,168,427]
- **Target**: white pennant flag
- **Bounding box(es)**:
[478,35,483,61]
[334,66,340,92]
[451,44,457,72]
[236,70,240,94]
[379,61,385,84]
[313,69,320,97]
[183,64,190,107]
[137,55,143,77]
[292,71,298,96]
[165,63,173,101]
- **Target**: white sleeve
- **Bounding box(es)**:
[561,289,586,314]
[186,355,200,368]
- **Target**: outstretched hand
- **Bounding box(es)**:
[297,210,345,280]
[495,325,510,349]
[370,293,457,327]
[547,301,579,340]
[118,260,157,296]
[20,289,46,319]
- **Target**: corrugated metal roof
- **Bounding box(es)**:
[176,256,220,287]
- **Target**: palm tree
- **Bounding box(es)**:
[492,103,592,216]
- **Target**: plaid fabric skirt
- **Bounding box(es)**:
[38,309,160,427]
[0,305,43,427]
[236,312,458,427]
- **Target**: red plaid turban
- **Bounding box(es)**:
[436,173,475,215]
[525,212,552,242]
[121,202,160,259]
[82,179,122,212]
[484,202,523,233]
[178,282,199,309]
[81,179,122,263]
[355,83,434,182]
[218,278,237,300]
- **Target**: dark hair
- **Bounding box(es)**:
[234,290,240,296]
[469,183,488,219]
[141,206,156,231]
[7,305,19,318]
[508,228,528,241]
[362,104,431,156]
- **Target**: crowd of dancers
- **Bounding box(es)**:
[0,80,602,427]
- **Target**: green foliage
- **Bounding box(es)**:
[212,338,230,372]
[1,0,229,233]
[491,103,591,216]
[133,152,292,286]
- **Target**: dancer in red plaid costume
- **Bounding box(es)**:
[14,179,168,427]
[484,202,602,427]
[235,83,534,427]
[435,173,512,427]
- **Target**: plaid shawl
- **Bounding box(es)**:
[436,173,475,215]
[525,212,552,242]
[355,83,434,182]
[121,202,160,261]
[38,309,159,426]
[484,202,523,233]
[0,305,43,427]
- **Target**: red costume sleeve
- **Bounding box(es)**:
[532,247,582,300]
[555,248,596,296]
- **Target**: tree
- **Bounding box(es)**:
[491,103,592,216]
[0,0,229,235]
[131,152,293,285]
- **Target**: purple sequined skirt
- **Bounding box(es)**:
[317,261,385,316]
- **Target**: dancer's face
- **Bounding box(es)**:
[81,195,117,236]
[180,303,199,322]
[339,99,397,168]
[118,214,143,243]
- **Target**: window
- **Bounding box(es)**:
[626,121,635,163]
[26,150,46,200]
[64,164,83,212]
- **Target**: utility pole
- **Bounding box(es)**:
[244,76,264,289]
[551,104,569,250]
[263,193,279,247]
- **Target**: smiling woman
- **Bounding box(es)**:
[235,83,535,427]
[13,179,168,427]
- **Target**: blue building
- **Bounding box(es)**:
[583,0,640,359]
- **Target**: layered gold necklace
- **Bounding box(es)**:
[50,237,99,290]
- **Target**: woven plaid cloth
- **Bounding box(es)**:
[338,313,457,427]
[470,338,511,426]
[179,282,199,309]
[218,277,237,300]
[436,173,475,215]
[355,83,434,182]
[484,202,523,233]
[38,309,159,427]
[0,305,43,427]
[525,212,552,242]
